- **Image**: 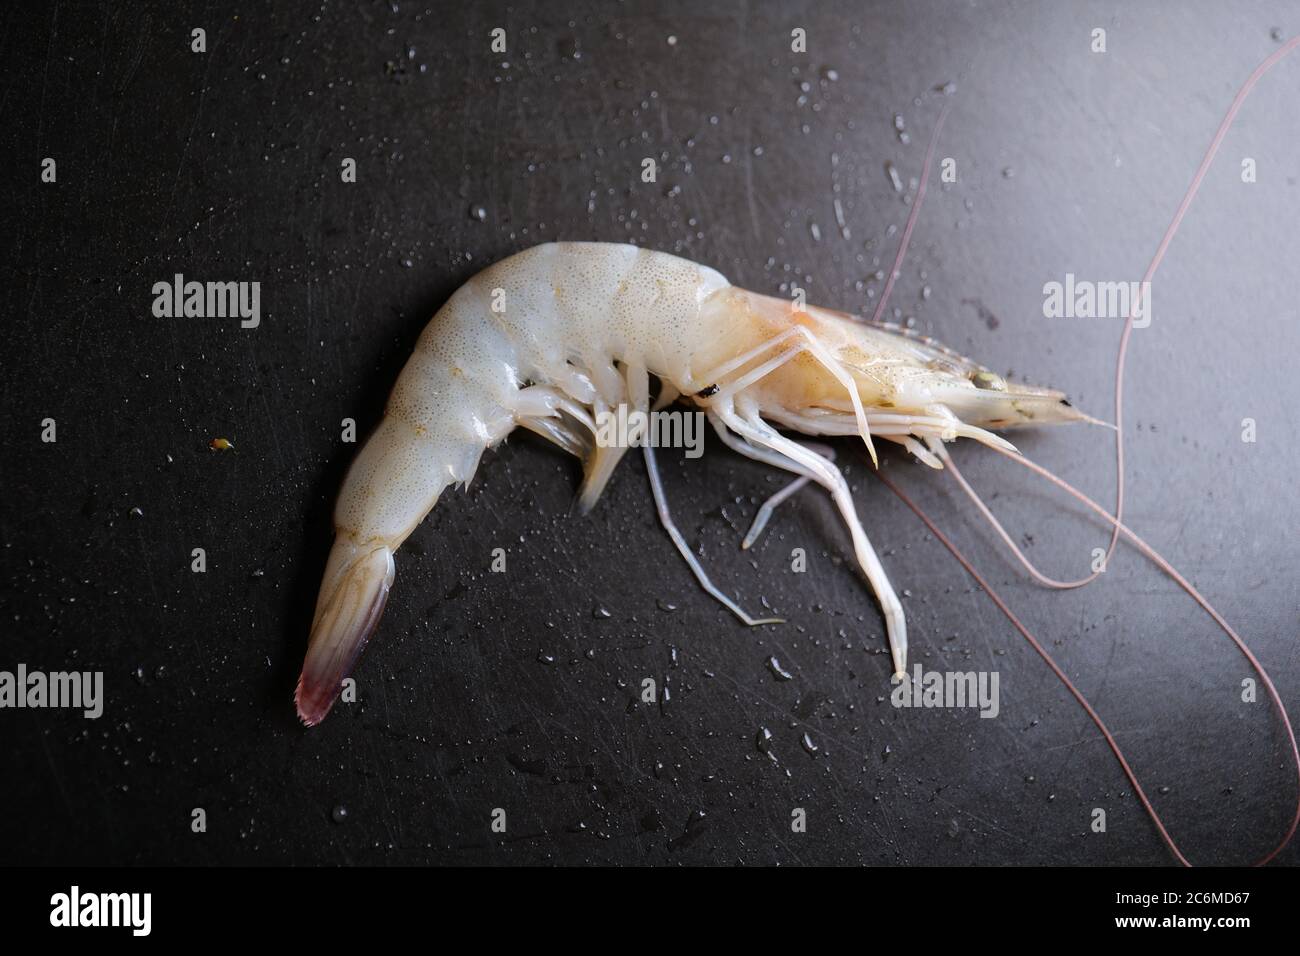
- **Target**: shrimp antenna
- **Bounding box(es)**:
[887,36,1300,865]
[868,100,951,327]
[1080,31,1300,582]
[878,448,1300,866]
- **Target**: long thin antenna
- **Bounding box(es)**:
[867,37,1300,864]
[868,101,951,326]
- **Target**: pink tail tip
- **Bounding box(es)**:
[294,673,336,727]
[295,543,395,728]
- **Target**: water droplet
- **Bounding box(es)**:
[756,727,777,762]
[469,204,487,221]
[886,161,904,193]
[331,805,349,824]
[766,656,794,681]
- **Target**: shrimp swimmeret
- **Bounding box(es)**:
[295,239,1093,726]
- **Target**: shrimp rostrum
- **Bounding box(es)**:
[296,241,1090,725]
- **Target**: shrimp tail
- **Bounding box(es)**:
[295,539,396,726]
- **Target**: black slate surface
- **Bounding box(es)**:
[2,1,1297,866]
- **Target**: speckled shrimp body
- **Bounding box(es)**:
[296,241,1087,725]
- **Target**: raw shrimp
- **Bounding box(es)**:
[294,240,1091,725]
[296,34,1300,869]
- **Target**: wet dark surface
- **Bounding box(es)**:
[2,1,1297,865]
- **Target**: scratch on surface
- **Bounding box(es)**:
[38,730,75,823]
[35,1,60,149]
[743,129,760,239]
[738,1,760,240]
[164,6,217,223]
[248,335,288,474]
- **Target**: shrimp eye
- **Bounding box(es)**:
[696,384,719,398]
[970,371,1006,391]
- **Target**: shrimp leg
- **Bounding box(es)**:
[643,442,783,626]
[707,416,835,549]
[693,326,878,465]
[617,358,779,627]
[714,401,908,678]
[743,475,813,549]
[740,438,835,550]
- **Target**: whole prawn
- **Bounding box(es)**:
[296,41,1300,867]
[295,239,1089,725]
